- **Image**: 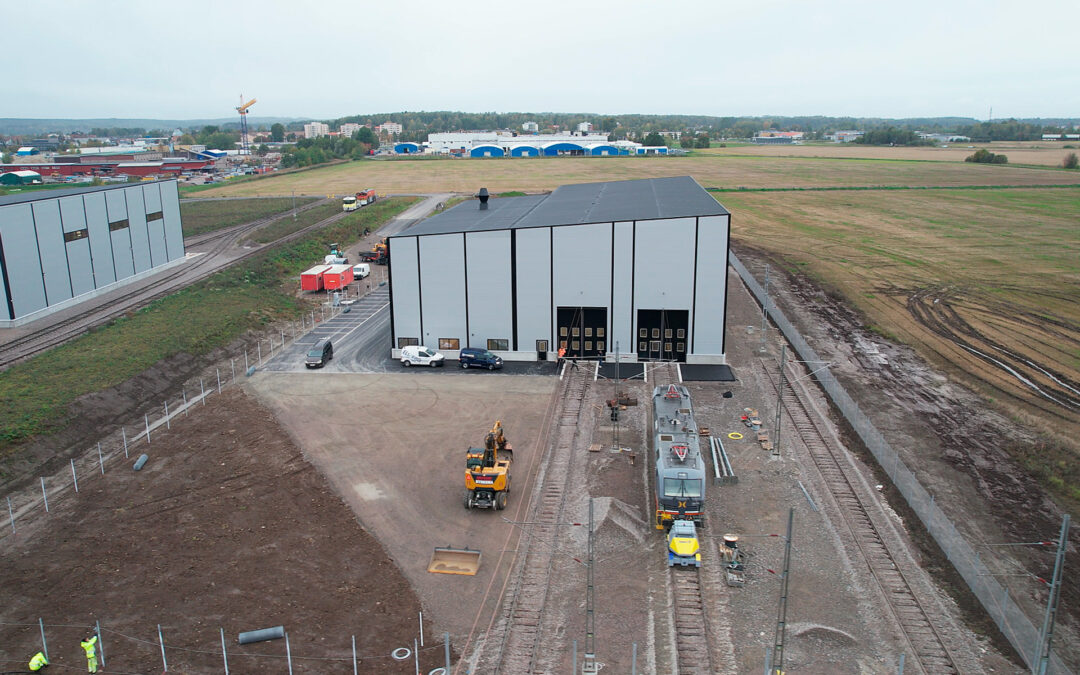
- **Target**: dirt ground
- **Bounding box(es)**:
[0,388,443,674]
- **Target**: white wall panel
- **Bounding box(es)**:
[389,236,421,344]
[106,190,135,280]
[83,192,115,286]
[418,234,467,348]
[552,222,611,310]
[692,215,729,355]
[142,184,167,266]
[159,181,184,261]
[59,196,94,296]
[124,186,152,273]
[465,230,512,349]
[514,227,551,349]
[633,217,695,313]
[611,221,635,356]
[32,200,73,304]
[0,204,47,316]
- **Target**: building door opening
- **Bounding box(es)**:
[536,340,548,362]
[557,307,607,360]
[636,309,689,362]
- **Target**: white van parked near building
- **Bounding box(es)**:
[400,345,445,367]
[352,263,370,279]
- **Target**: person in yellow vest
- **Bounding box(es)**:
[80,635,98,673]
[28,651,49,670]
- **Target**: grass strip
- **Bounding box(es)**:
[248,201,342,243]
[180,197,318,238]
[0,197,417,452]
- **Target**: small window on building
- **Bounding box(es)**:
[677,343,685,352]
[664,342,673,352]
[639,328,647,339]
[664,329,673,339]
[597,328,604,338]
[439,338,460,350]
[397,337,419,348]
[571,340,580,350]
[639,341,647,352]
[677,328,685,339]
[64,228,89,243]
[584,327,592,337]
[651,328,660,339]
[560,327,568,337]
[650,340,661,352]
[585,341,593,351]
[146,210,164,222]
[572,327,580,337]
[559,340,568,350]
[487,339,509,351]
[109,219,129,231]
[597,341,605,352]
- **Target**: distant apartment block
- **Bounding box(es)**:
[829,130,863,143]
[576,121,593,132]
[376,121,403,135]
[522,121,539,133]
[339,123,365,138]
[304,122,330,139]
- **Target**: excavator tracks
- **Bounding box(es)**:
[487,365,590,674]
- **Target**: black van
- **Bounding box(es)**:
[459,347,503,370]
[305,339,333,368]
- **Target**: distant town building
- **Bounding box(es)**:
[576,122,593,133]
[918,133,971,144]
[424,131,631,157]
[658,131,683,140]
[752,131,804,144]
[304,122,330,139]
[376,121,403,135]
[522,121,539,133]
[828,130,863,143]
[339,123,365,138]
[16,147,40,156]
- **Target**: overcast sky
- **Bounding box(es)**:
[4,0,1076,122]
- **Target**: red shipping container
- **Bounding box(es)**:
[301,265,332,291]
[322,264,355,290]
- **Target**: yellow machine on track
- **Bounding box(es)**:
[464,421,514,510]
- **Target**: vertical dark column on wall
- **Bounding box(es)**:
[0,233,15,319]
[721,215,730,355]
[609,223,615,353]
[462,233,470,347]
[549,226,554,347]
[386,238,396,348]
[630,221,637,352]
[416,237,424,346]
[691,217,699,354]
[81,195,96,288]
[510,229,518,351]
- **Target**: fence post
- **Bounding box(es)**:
[419,611,424,646]
[71,459,79,492]
[200,379,206,404]
[281,329,285,347]
[97,442,104,474]
[7,496,14,532]
[257,342,262,365]
[414,638,419,675]
[164,401,171,430]
[245,351,249,371]
[444,632,450,671]
[183,390,188,416]
[39,618,48,661]
[221,627,229,675]
[158,624,168,672]
[217,368,222,394]
[145,414,151,444]
[352,635,357,675]
[96,620,105,668]
[231,359,236,383]
[285,632,293,675]
[122,426,129,458]
[632,642,637,675]
[268,338,273,358]
[41,477,48,512]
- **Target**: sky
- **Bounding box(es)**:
[3,0,1077,122]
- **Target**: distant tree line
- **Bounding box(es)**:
[279,134,375,168]
[966,148,1008,164]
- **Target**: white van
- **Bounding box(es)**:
[400,345,445,367]
[352,263,370,279]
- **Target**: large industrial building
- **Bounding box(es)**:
[0,180,185,325]
[388,176,730,364]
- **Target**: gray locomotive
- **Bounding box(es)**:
[652,384,706,530]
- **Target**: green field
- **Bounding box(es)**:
[180,197,319,237]
[0,198,416,453]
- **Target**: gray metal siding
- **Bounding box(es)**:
[31,200,73,304]
[389,236,421,343]
[464,230,512,348]
[692,215,729,355]
[83,192,115,286]
[124,186,153,273]
[0,204,47,317]
[612,221,635,356]
[633,217,696,313]
[142,184,167,266]
[106,190,135,280]
[418,234,467,348]
[552,222,611,310]
[59,196,94,297]
[159,181,184,261]
[514,227,551,349]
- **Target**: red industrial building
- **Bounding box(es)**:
[0,158,211,178]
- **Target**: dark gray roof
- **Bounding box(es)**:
[396,176,727,238]
[0,179,175,207]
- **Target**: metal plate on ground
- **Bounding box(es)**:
[428,547,481,575]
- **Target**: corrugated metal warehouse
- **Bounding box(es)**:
[0,180,185,325]
[388,176,730,364]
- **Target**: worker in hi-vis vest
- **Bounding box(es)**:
[28,651,48,670]
[80,635,98,673]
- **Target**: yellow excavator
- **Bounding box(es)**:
[464,421,513,510]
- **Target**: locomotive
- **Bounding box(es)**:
[652,384,707,530]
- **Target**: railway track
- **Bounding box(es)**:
[763,361,966,674]
[0,198,337,368]
[488,364,590,674]
[670,558,714,674]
